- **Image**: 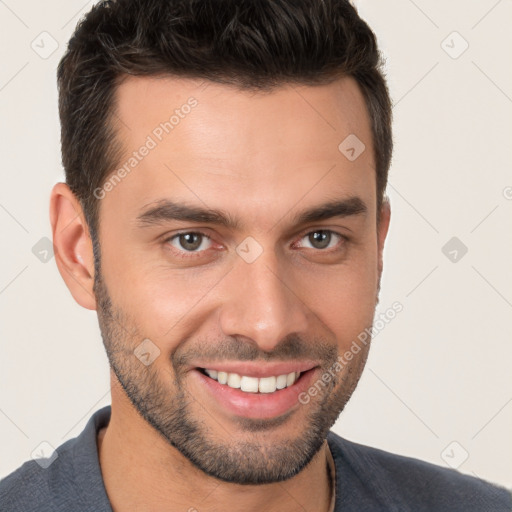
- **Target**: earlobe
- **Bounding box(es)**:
[50,182,97,310]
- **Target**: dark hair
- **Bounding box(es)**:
[58,0,392,238]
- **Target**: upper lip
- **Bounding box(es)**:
[193,361,318,378]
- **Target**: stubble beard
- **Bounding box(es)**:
[93,262,373,484]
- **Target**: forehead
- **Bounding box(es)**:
[104,75,376,228]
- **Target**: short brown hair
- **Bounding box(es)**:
[58,0,393,237]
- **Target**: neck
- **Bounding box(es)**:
[97,380,333,512]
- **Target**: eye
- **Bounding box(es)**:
[167,232,212,253]
[296,230,345,250]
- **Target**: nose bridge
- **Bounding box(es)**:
[218,245,309,352]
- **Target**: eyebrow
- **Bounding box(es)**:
[136,196,367,230]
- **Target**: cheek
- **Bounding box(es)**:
[103,249,227,341]
[300,254,379,348]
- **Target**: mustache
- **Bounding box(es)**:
[172,333,338,369]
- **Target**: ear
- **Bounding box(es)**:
[377,196,391,277]
[49,182,97,310]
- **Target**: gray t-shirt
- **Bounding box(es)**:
[1,405,510,511]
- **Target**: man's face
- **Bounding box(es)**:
[93,76,389,484]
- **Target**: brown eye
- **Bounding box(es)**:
[169,232,211,252]
[307,231,332,249]
[292,229,348,255]
[298,230,345,251]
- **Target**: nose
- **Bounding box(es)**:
[218,245,310,353]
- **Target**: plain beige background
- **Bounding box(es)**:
[1,0,511,488]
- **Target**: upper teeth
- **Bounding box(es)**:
[204,369,300,393]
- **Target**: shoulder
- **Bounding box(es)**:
[327,431,512,511]
[0,437,77,512]
[0,405,112,512]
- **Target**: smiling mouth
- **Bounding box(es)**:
[198,367,302,394]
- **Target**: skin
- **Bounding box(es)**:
[50,75,391,512]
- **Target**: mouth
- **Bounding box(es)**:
[191,363,318,419]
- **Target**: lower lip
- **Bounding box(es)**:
[191,368,318,419]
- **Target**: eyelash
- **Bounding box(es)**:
[163,229,348,259]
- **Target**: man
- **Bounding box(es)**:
[1,0,510,510]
